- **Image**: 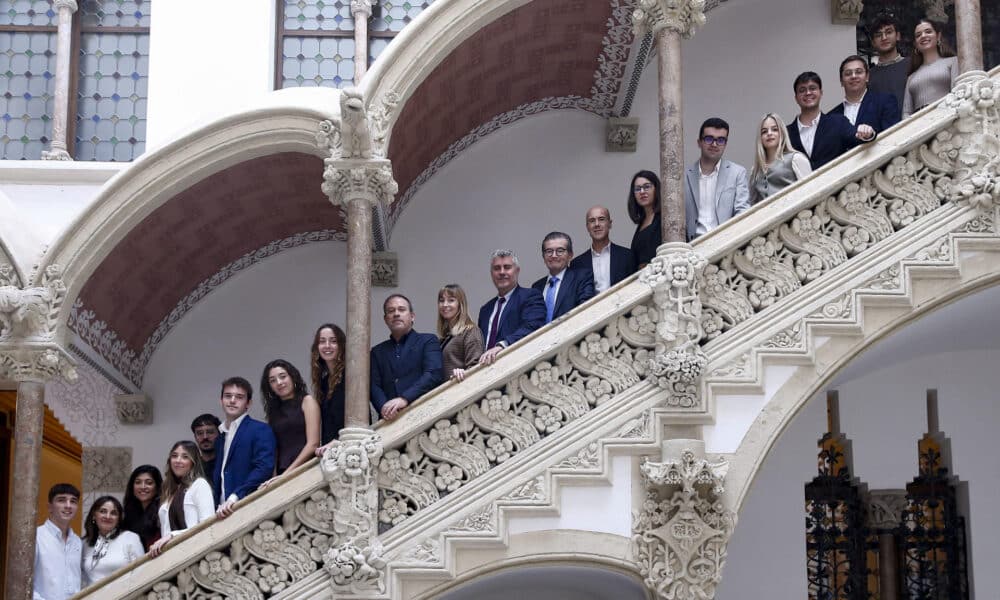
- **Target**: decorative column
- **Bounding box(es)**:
[41,0,78,161]
[351,0,372,83]
[0,265,77,600]
[954,0,983,73]
[317,88,398,429]
[632,439,736,600]
[867,490,907,600]
[633,0,706,244]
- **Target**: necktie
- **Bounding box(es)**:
[545,276,559,323]
[487,296,506,348]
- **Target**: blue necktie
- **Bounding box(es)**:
[545,276,559,323]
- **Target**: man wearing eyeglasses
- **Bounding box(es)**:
[787,72,876,171]
[683,117,751,241]
[532,232,595,324]
[867,14,907,116]
[829,55,900,133]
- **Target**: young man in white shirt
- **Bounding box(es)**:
[33,483,82,600]
[683,117,751,241]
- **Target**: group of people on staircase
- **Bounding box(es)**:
[30,14,961,599]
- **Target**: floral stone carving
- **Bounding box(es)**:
[633,440,736,600]
[0,265,65,342]
[936,74,1000,214]
[633,0,707,37]
[320,428,387,596]
[639,243,709,408]
[115,393,153,424]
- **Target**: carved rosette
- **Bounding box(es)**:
[632,440,736,600]
[320,428,387,597]
[638,244,709,408]
[937,73,1000,214]
[632,0,706,38]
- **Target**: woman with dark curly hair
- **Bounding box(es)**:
[121,464,162,552]
[309,323,347,447]
[627,170,663,268]
[261,358,320,475]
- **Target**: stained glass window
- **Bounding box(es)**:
[370,0,433,33]
[0,1,56,159]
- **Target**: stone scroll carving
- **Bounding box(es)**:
[633,440,736,600]
[632,0,707,37]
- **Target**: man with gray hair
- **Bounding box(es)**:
[532,231,595,323]
[478,249,545,365]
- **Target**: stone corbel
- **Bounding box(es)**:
[371,252,398,287]
[320,428,386,597]
[115,393,153,424]
[607,117,639,152]
[632,439,736,600]
[638,243,709,409]
[830,0,862,25]
[936,73,1000,216]
[632,0,706,37]
[866,489,907,530]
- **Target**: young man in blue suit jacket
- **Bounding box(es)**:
[828,55,901,133]
[787,71,877,171]
[213,376,276,518]
[532,232,595,323]
[370,294,443,421]
[478,249,546,366]
[569,206,637,293]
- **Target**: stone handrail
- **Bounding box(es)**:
[81,68,1000,599]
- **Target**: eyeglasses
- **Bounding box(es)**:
[701,135,728,146]
[873,28,896,39]
[841,68,867,77]
[543,248,569,257]
[633,183,653,193]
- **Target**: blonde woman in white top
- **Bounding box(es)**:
[150,440,214,557]
[749,113,813,205]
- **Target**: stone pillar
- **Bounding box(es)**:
[633,0,706,244]
[867,490,907,600]
[0,265,76,600]
[317,89,398,429]
[955,0,983,74]
[351,0,373,83]
[41,0,78,161]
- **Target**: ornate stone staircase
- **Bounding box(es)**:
[78,68,1000,599]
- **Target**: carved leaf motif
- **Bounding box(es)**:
[873,155,941,215]
[468,394,539,451]
[377,455,440,511]
[826,181,894,244]
[242,521,316,581]
[778,209,847,270]
[417,421,490,479]
[519,361,590,419]
[568,332,640,392]
[732,237,800,298]
[187,552,263,599]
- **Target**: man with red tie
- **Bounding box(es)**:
[478,249,545,365]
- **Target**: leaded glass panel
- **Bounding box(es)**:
[0,30,54,159]
[369,37,389,64]
[371,0,434,33]
[283,0,353,32]
[74,32,149,161]
[281,36,354,88]
[80,0,152,28]
[0,0,56,27]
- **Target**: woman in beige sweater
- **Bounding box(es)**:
[437,284,484,382]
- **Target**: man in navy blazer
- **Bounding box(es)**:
[478,249,546,365]
[532,232,596,323]
[213,376,276,517]
[787,71,877,171]
[828,55,900,133]
[683,117,751,241]
[569,206,637,293]
[370,294,443,421]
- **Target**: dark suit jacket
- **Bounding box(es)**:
[532,268,596,321]
[569,243,637,290]
[213,415,276,505]
[478,285,545,349]
[370,330,443,412]
[787,112,875,171]
[828,90,901,133]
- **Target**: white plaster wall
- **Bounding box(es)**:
[719,349,1000,599]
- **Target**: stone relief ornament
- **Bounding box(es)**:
[0,346,77,382]
[639,244,709,408]
[115,393,152,425]
[867,489,908,530]
[632,0,707,38]
[632,440,736,600]
[371,252,398,288]
[936,74,1000,214]
[0,264,65,342]
[831,0,863,25]
[83,446,132,492]
[607,117,639,152]
[320,429,387,596]
[0,261,21,287]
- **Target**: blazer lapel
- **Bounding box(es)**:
[498,288,519,332]
[553,270,573,314]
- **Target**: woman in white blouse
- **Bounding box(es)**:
[150,440,215,557]
[81,495,143,586]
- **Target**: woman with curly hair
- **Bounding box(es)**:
[261,358,320,475]
[309,323,347,447]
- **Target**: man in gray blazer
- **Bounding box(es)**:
[684,117,751,241]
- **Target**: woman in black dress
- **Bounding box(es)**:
[627,170,662,268]
[309,323,347,450]
[260,359,320,476]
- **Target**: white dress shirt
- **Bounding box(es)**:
[158,477,215,538]
[695,161,721,235]
[219,412,248,502]
[841,90,867,125]
[82,530,144,586]
[589,244,612,293]
[33,520,82,600]
[797,114,821,157]
[485,287,515,346]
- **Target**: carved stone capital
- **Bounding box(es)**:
[638,243,708,407]
[921,0,953,23]
[0,343,77,382]
[320,428,386,597]
[41,148,73,161]
[83,446,133,492]
[372,252,398,287]
[866,489,908,530]
[633,439,736,600]
[0,264,66,343]
[831,0,862,25]
[316,88,398,161]
[115,393,153,424]
[350,0,373,18]
[321,160,398,208]
[632,0,706,38]
[937,72,1000,214]
[607,117,639,152]
[52,0,78,13]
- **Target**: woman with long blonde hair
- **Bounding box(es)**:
[437,284,484,382]
[749,113,812,205]
[150,441,214,557]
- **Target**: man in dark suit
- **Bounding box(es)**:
[478,249,546,365]
[213,376,276,517]
[532,232,595,323]
[828,55,900,133]
[787,71,877,171]
[570,206,637,293]
[370,294,443,421]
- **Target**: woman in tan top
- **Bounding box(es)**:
[437,284,484,381]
